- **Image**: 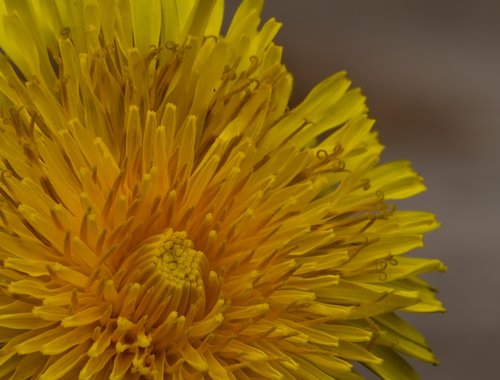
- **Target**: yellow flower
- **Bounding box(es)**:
[0,0,445,379]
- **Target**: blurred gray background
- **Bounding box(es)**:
[226,1,500,378]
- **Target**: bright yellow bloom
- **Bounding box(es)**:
[0,0,445,379]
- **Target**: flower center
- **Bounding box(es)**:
[118,229,209,324]
[155,231,207,289]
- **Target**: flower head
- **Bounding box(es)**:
[0,0,445,379]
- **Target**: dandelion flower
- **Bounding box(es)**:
[0,0,445,379]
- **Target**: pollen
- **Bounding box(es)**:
[155,231,207,287]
